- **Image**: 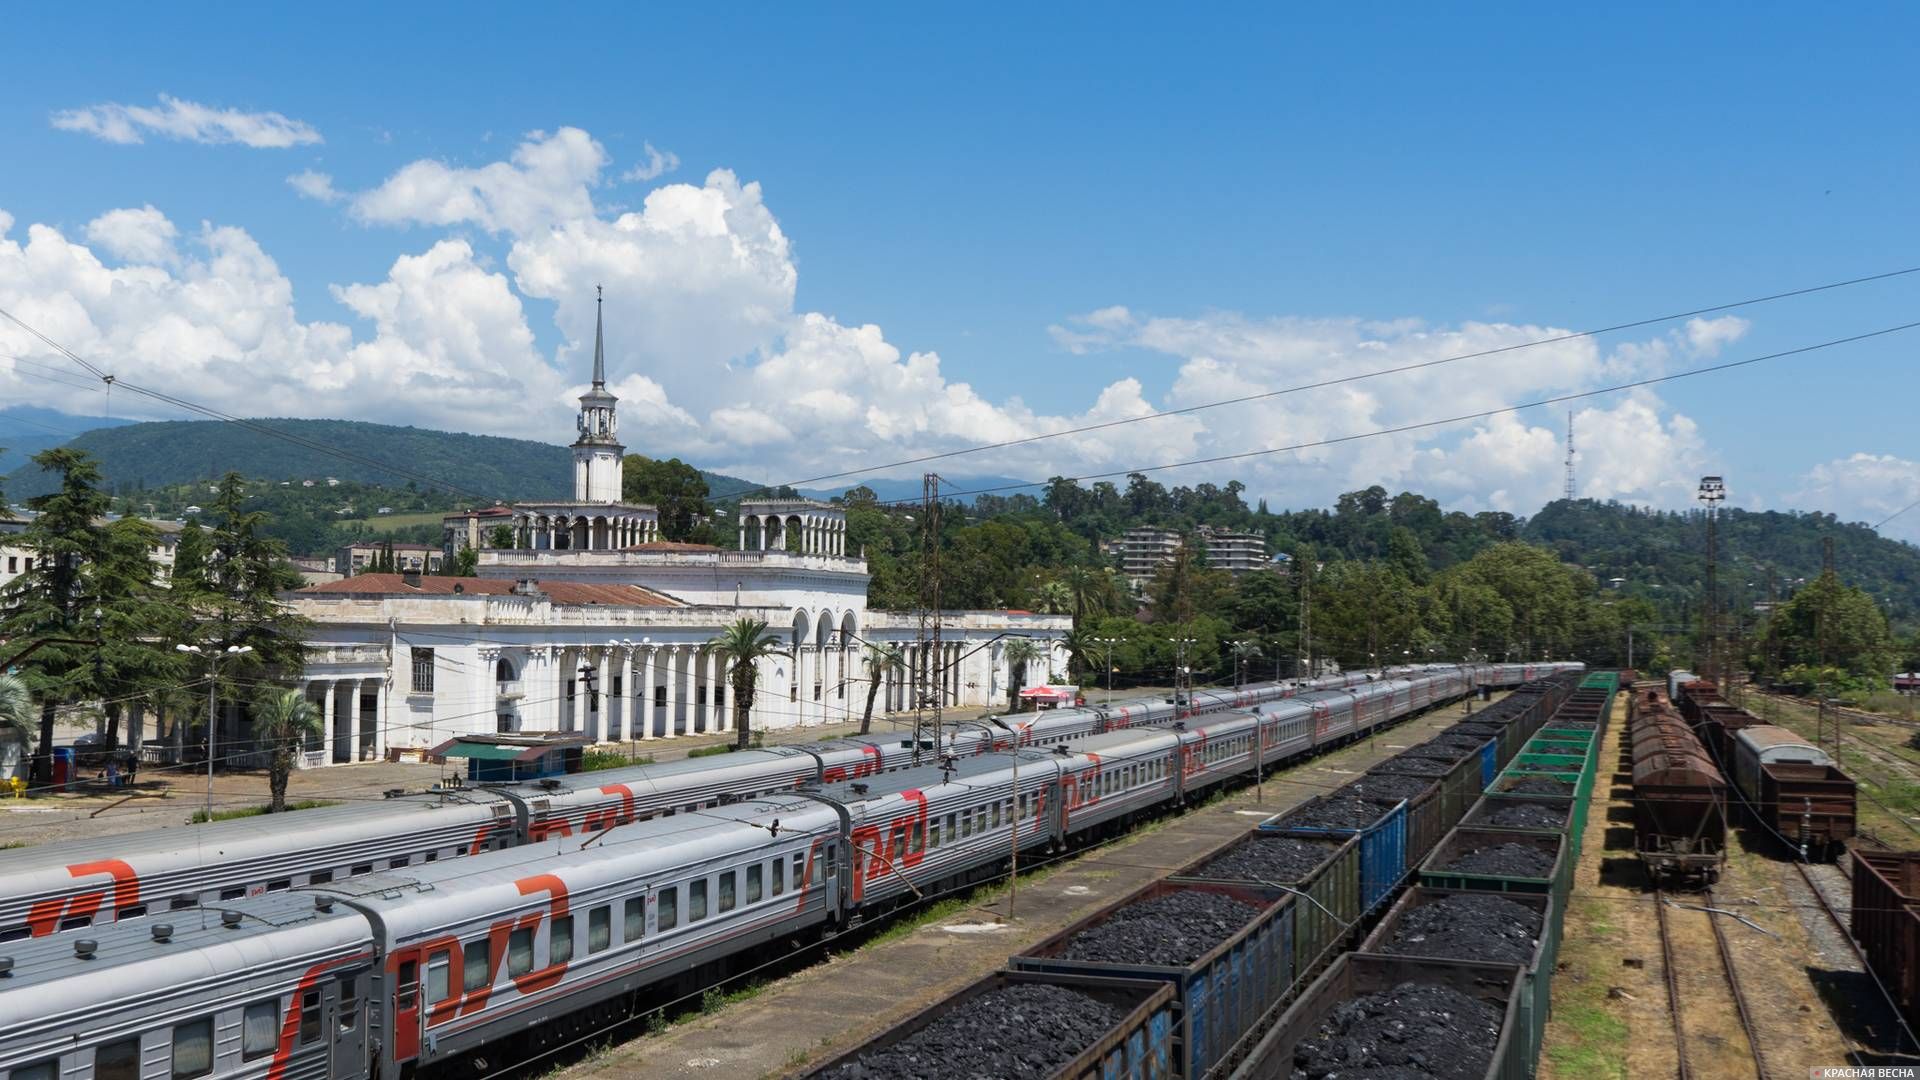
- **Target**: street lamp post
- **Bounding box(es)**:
[1093,637,1121,706]
[176,642,253,824]
[1172,637,1197,715]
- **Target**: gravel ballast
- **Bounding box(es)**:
[1058,889,1261,966]
[1499,775,1575,796]
[1441,842,1556,878]
[1196,835,1342,883]
[821,982,1122,1080]
[1480,801,1569,830]
[1378,894,1544,966]
[1291,980,1504,1079]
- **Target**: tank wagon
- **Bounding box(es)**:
[1628,688,1727,886]
[0,663,1584,1078]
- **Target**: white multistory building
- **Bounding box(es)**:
[263,296,1069,766]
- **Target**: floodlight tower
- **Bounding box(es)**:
[1698,476,1726,679]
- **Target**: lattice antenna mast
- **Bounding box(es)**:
[1563,410,1576,501]
[914,473,943,765]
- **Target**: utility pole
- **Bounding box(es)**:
[1766,566,1779,684]
[914,474,943,765]
[1093,637,1120,706]
[1172,636,1197,716]
[1564,410,1576,502]
[1297,553,1313,677]
[1698,476,1725,680]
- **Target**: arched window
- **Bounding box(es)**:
[496,658,516,682]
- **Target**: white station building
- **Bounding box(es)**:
[280,296,1070,764]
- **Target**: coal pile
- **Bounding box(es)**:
[1291,980,1503,1080]
[1481,801,1568,829]
[1281,796,1389,830]
[1434,736,1491,753]
[1369,755,1452,777]
[1510,759,1573,773]
[1531,741,1586,756]
[1342,774,1435,804]
[1401,742,1473,762]
[1058,889,1260,966]
[1451,723,1502,737]
[1500,776,1574,796]
[820,982,1121,1080]
[1379,894,1543,966]
[1552,721,1598,731]
[1441,842,1555,878]
[1196,835,1341,883]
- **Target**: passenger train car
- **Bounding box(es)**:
[0,662,1584,1080]
[0,663,1573,949]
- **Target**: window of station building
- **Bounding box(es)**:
[658,887,679,931]
[689,880,708,922]
[550,915,574,965]
[463,939,489,992]
[241,1001,279,1061]
[589,906,611,953]
[746,864,763,903]
[171,1018,213,1079]
[94,1037,141,1080]
[410,648,435,694]
[624,897,644,941]
[508,928,534,977]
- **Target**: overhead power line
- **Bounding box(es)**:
[860,318,1920,506]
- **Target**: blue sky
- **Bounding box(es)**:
[2,5,1917,536]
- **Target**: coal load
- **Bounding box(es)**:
[1552,721,1598,731]
[1510,759,1572,773]
[1379,894,1544,966]
[1434,735,1491,754]
[1501,776,1574,796]
[1059,889,1261,966]
[1196,835,1341,883]
[1442,842,1555,878]
[1342,774,1435,804]
[1451,723,1502,737]
[1291,980,1504,1080]
[1531,741,1585,756]
[820,982,1121,1080]
[1282,796,1389,830]
[1482,801,1568,829]
[1369,755,1452,777]
[1401,742,1473,762]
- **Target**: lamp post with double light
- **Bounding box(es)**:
[176,642,253,824]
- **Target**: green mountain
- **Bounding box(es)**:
[2,418,758,507]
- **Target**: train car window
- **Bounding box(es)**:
[426,953,451,1005]
[989,803,1000,829]
[60,914,93,931]
[426,852,439,862]
[463,940,489,992]
[310,870,333,885]
[746,864,763,902]
[219,887,245,901]
[508,928,534,976]
[689,880,708,922]
[10,1059,57,1080]
[909,821,925,856]
[172,1017,213,1078]
[337,973,359,1032]
[118,904,147,919]
[171,897,196,911]
[267,879,291,893]
[658,887,679,931]
[550,916,574,964]
[352,863,373,876]
[961,811,973,838]
[242,1000,279,1060]
[299,988,323,1043]
[390,856,409,869]
[624,898,644,941]
[772,859,786,896]
[945,812,958,839]
[813,850,825,885]
[927,820,940,848]
[718,872,736,914]
[589,906,611,953]
[94,1036,141,1080]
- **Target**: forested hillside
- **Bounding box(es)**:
[1,418,757,505]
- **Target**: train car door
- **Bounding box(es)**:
[391,953,423,1065]
[331,966,371,1077]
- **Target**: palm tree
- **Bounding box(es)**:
[1059,627,1101,683]
[1004,638,1045,712]
[251,688,322,813]
[1062,565,1112,627]
[706,618,790,751]
[1032,579,1073,617]
[858,643,906,735]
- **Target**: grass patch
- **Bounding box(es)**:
[700,978,767,1013]
[1543,1003,1630,1079]
[0,840,26,850]
[342,510,447,533]
[191,799,332,823]
[687,744,733,759]
[582,750,653,771]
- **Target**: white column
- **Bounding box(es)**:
[640,647,656,739]
[675,646,693,737]
[659,647,678,738]
[705,653,722,733]
[321,680,337,763]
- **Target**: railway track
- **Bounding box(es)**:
[1792,856,1920,1060]
[1655,887,1770,1080]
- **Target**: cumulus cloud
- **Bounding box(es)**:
[1790,453,1920,542]
[287,170,344,204]
[620,142,680,183]
[0,125,1745,520]
[51,95,321,148]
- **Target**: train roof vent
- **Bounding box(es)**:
[0,957,11,977]
[73,939,97,960]
[314,896,334,913]
[151,924,173,943]
[220,910,243,929]
[850,783,870,795]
